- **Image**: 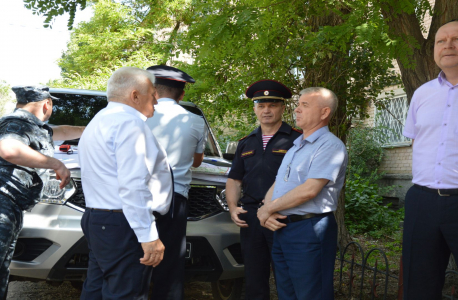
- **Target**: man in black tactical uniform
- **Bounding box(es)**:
[226,80,302,299]
[0,86,85,299]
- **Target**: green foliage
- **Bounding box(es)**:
[58,0,160,77]
[46,0,405,140]
[345,125,403,238]
[345,173,403,238]
[0,81,16,117]
[23,0,87,29]
[346,124,389,181]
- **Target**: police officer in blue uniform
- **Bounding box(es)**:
[146,65,207,300]
[0,86,84,299]
[226,80,302,300]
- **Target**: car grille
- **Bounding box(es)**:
[187,186,221,220]
[13,238,53,262]
[68,180,86,209]
[66,180,222,219]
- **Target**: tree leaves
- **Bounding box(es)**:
[29,0,455,140]
[23,0,87,29]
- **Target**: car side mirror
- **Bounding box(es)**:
[223,141,238,161]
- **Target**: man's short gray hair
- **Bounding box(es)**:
[107,67,156,101]
[299,87,338,117]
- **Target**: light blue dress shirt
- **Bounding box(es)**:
[272,126,348,215]
[146,98,208,198]
[79,102,173,243]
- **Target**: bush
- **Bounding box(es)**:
[344,125,403,238]
[346,125,388,181]
[345,173,403,238]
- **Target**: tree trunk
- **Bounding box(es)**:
[381,0,458,103]
[335,188,352,248]
[301,7,354,247]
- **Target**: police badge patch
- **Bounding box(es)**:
[241,150,255,158]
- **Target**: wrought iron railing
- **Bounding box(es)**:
[335,241,458,299]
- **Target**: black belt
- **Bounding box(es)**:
[414,184,458,196]
[278,212,332,224]
[89,208,123,213]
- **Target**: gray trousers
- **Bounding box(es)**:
[0,194,23,300]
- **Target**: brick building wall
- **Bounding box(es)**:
[379,146,412,175]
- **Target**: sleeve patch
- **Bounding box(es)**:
[272,149,287,154]
[6,123,21,134]
[241,150,255,157]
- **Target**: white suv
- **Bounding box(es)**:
[9,88,245,300]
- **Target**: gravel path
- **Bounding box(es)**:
[7,281,81,300]
[6,281,215,300]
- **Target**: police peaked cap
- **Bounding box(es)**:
[12,86,59,104]
[245,80,292,103]
[146,65,195,89]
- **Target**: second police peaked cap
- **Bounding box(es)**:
[146,65,195,89]
[245,80,292,103]
[12,86,59,104]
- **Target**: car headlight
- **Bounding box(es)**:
[216,188,229,211]
[41,177,77,205]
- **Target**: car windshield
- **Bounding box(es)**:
[49,93,221,157]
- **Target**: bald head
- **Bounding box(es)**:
[434,20,458,77]
[107,67,156,102]
[299,87,338,118]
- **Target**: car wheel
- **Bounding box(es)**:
[211,278,245,300]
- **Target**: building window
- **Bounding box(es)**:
[375,95,411,147]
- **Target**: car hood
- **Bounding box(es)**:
[53,146,232,183]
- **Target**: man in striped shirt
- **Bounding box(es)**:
[226,80,302,299]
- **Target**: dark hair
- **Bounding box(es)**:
[154,84,184,101]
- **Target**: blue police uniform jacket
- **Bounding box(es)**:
[228,122,302,204]
[0,109,54,210]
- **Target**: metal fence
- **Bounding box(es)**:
[334,241,458,299]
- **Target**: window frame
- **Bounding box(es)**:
[374,93,412,148]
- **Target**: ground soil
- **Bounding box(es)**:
[7,233,458,299]
[6,281,216,300]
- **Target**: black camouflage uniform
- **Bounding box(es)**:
[0,86,57,299]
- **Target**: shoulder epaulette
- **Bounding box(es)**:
[292,127,303,133]
[238,135,249,141]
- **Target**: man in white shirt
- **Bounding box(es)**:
[146,65,207,300]
[78,67,173,299]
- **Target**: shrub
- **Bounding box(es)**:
[345,173,403,238]
[344,125,403,238]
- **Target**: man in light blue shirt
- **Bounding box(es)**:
[258,87,348,300]
[79,67,173,299]
[146,65,207,300]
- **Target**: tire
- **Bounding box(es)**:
[211,278,245,300]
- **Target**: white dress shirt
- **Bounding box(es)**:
[78,101,173,243]
[146,98,208,198]
[403,72,458,189]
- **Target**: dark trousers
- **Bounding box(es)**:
[0,195,23,300]
[240,204,275,300]
[80,209,152,300]
[402,185,458,300]
[151,192,188,300]
[272,213,337,300]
